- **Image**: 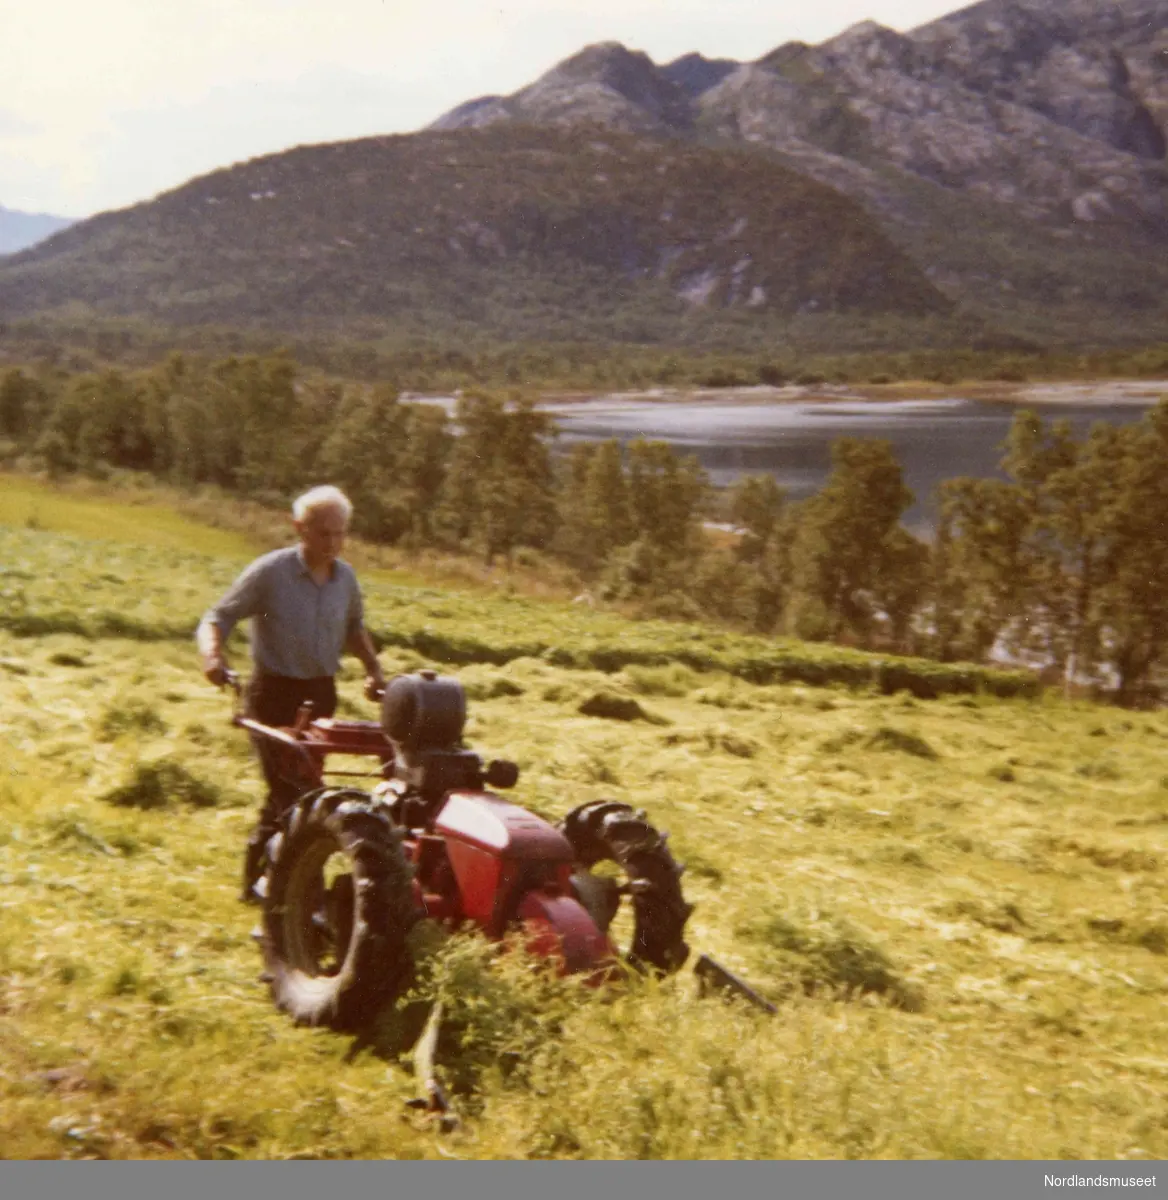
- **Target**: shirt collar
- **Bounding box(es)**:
[295,545,337,581]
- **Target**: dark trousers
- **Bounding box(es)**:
[242,672,337,897]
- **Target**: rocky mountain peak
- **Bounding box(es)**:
[432,40,695,135]
[429,94,511,132]
[424,1,1168,263]
[661,52,740,98]
[756,41,813,73]
[816,20,924,75]
[908,0,1168,162]
[516,40,694,132]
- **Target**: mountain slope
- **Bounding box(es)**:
[0,125,946,340]
[661,53,740,99]
[433,42,695,136]
[2,1,1166,350]
[0,205,74,255]
[427,4,1168,342]
[433,4,1168,238]
[719,6,1168,232]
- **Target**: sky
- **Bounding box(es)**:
[1,0,967,218]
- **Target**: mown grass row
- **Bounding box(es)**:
[0,524,1039,701]
[1,627,1166,1160]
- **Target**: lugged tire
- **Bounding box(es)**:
[559,800,692,973]
[261,787,417,1031]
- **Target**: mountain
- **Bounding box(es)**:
[429,2,1168,343]
[431,42,695,136]
[0,125,946,343]
[434,3,1168,237]
[1,1,1166,351]
[0,205,74,255]
[699,4,1167,234]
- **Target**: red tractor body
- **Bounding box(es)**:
[234,673,690,1030]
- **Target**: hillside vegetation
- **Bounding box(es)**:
[0,497,1166,1160]
[0,126,943,345]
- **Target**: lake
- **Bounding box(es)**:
[542,388,1165,531]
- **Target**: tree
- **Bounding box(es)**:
[1028,421,1131,687]
[75,370,157,472]
[437,392,557,562]
[1096,400,1168,704]
[930,476,1035,662]
[32,361,202,481]
[625,439,708,559]
[788,438,918,645]
[726,474,791,632]
[556,439,634,575]
[399,402,454,546]
[163,358,247,488]
[0,369,48,443]
[318,385,415,544]
[224,355,302,498]
[875,525,930,653]
[728,475,785,563]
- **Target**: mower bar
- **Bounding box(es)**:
[694,953,777,1015]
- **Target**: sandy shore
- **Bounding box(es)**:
[533,378,1168,411]
[403,378,1168,414]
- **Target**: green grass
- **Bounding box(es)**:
[0,475,259,559]
[0,497,1165,1160]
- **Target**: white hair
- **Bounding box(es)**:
[292,485,353,524]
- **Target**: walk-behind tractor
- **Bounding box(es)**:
[233,671,698,1034]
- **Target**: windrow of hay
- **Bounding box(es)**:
[0,524,1041,702]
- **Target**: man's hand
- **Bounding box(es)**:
[203,654,232,688]
[347,628,386,702]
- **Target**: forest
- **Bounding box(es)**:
[3,353,1168,704]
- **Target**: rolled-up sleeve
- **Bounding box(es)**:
[199,558,269,644]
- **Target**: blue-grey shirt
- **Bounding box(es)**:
[199,546,365,679]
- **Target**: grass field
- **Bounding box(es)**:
[0,487,1165,1160]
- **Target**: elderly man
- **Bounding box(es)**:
[197,485,386,902]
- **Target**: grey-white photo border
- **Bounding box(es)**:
[0,1160,1163,1200]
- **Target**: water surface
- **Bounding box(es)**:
[547,394,1159,530]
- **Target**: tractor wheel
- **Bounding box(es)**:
[261,787,417,1031]
[559,801,692,973]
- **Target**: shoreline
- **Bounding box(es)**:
[532,378,1168,411]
